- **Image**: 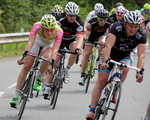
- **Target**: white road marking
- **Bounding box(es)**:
[0,92,5,97]
[7,83,16,89]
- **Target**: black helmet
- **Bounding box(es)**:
[115,2,123,8]
[97,9,109,18]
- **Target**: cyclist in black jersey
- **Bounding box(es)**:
[86,11,146,120]
[43,2,84,98]
[108,6,126,24]
[79,9,110,86]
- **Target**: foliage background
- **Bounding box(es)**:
[0,0,150,33]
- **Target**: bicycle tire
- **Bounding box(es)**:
[49,82,56,105]
[51,79,60,109]
[110,82,122,120]
[85,56,94,93]
[17,73,34,120]
[101,81,122,120]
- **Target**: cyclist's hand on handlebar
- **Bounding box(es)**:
[47,67,55,75]
[17,58,24,65]
[100,62,109,71]
[75,48,82,55]
[136,72,143,83]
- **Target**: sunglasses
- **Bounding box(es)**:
[68,14,77,17]
[97,18,108,22]
[44,28,55,32]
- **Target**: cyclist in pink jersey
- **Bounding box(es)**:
[10,14,63,108]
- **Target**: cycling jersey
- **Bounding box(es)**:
[56,13,84,40]
[30,21,63,44]
[86,18,110,44]
[86,10,96,21]
[109,22,146,60]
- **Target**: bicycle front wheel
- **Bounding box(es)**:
[101,82,122,120]
[18,73,34,120]
[50,79,60,109]
[85,56,94,93]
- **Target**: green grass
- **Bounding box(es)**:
[0,42,27,59]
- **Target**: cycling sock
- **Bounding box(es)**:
[145,115,150,120]
[14,89,22,98]
[89,107,95,113]
[45,83,51,90]
[81,72,85,77]
[64,65,71,72]
[37,72,44,81]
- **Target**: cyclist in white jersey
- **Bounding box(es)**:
[10,14,63,108]
[84,3,104,31]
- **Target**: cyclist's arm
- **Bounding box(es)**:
[50,29,63,60]
[136,43,146,82]
[137,44,146,70]
[76,33,84,51]
[84,20,89,31]
[25,23,41,52]
[25,35,36,52]
[102,33,116,62]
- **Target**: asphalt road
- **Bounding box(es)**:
[0,50,150,120]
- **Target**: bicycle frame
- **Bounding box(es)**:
[85,43,98,77]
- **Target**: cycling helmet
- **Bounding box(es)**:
[115,2,123,8]
[51,5,63,16]
[143,3,149,10]
[97,9,109,18]
[115,6,126,17]
[41,14,56,29]
[124,11,142,24]
[65,2,79,15]
[94,3,104,11]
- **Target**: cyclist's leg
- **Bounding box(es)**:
[34,42,53,91]
[79,44,93,85]
[86,69,110,119]
[98,36,106,59]
[119,52,133,83]
[63,39,77,82]
[43,54,61,97]
[10,55,35,107]
[81,44,93,73]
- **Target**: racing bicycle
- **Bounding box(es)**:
[94,58,144,120]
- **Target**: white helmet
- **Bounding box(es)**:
[124,11,142,24]
[94,3,104,11]
[65,2,79,15]
[115,6,126,17]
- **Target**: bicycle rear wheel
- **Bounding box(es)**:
[101,82,122,120]
[85,56,94,93]
[17,73,34,120]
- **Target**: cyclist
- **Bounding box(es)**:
[50,5,64,17]
[10,14,63,108]
[84,3,104,31]
[108,5,126,24]
[145,102,150,120]
[79,9,110,86]
[109,2,123,16]
[43,2,84,98]
[86,11,146,120]
[140,3,150,46]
